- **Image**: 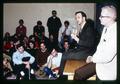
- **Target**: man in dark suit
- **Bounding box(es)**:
[58,11,98,76]
[47,10,62,49]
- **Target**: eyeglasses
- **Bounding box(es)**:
[100,16,112,18]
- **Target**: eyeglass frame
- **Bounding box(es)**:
[99,15,112,18]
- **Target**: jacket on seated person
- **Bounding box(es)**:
[59,11,98,76]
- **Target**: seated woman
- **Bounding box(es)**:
[26,41,37,57]
[42,48,62,79]
[3,32,12,55]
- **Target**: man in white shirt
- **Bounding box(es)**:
[86,4,117,80]
[42,48,62,78]
[58,20,73,47]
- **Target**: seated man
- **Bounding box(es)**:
[35,42,50,68]
[12,43,36,80]
[42,48,62,79]
[59,11,98,76]
[61,41,71,53]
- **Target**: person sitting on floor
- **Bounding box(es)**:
[3,53,13,79]
[42,48,62,79]
[12,43,37,80]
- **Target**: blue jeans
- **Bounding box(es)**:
[43,67,57,78]
[61,35,72,45]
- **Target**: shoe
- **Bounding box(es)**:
[31,69,34,74]
[49,74,57,79]
[49,74,52,79]
[20,71,25,76]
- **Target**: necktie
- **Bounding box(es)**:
[103,27,107,42]
[103,27,107,34]
[63,28,67,36]
[104,28,107,34]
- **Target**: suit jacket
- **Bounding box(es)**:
[92,22,117,80]
[62,20,97,60]
[78,20,96,49]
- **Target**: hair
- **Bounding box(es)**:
[75,11,87,20]
[53,47,59,52]
[64,20,69,25]
[64,40,70,45]
[28,41,35,48]
[5,32,10,36]
[102,4,117,20]
[13,38,19,43]
[52,10,57,14]
[16,43,25,49]
[37,20,42,25]
[19,19,24,23]
[40,42,46,47]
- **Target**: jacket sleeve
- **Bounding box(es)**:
[78,25,96,48]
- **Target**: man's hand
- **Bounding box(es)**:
[23,61,29,65]
[50,35,53,39]
[71,33,79,43]
[26,63,30,69]
[23,61,30,69]
[86,56,93,63]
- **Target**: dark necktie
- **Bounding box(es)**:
[104,28,107,34]
[63,28,67,36]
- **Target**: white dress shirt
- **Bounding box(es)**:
[92,22,117,80]
[58,26,72,42]
[47,53,62,68]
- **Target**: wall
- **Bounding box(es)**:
[3,3,95,37]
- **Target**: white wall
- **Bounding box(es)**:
[3,3,95,37]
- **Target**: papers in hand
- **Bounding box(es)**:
[71,33,79,43]
[22,57,30,61]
